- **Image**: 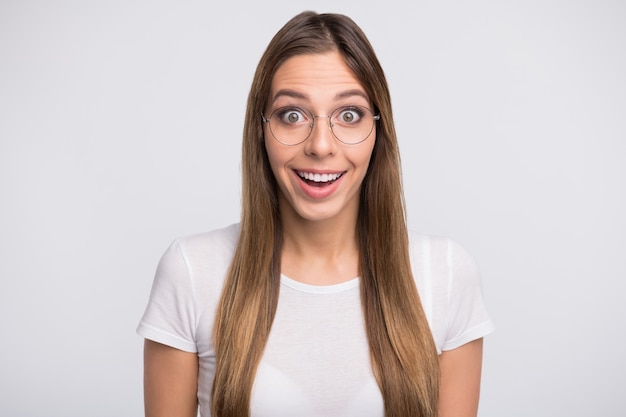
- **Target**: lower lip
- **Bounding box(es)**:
[294,171,344,199]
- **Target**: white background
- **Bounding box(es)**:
[1,0,624,416]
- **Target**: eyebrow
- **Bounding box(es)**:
[270,88,370,105]
[336,89,369,101]
[271,89,307,103]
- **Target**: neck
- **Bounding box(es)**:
[278,198,361,285]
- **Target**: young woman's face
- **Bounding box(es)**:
[263,52,376,224]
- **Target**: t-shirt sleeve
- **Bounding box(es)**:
[136,240,198,353]
[441,239,495,351]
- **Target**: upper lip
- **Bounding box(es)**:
[294,168,345,175]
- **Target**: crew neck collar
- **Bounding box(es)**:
[280,274,360,294]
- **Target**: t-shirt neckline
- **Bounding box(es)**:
[280,274,360,294]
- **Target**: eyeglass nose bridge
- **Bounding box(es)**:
[309,114,334,131]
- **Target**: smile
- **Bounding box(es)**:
[297,171,344,185]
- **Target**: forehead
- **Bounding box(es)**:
[268,52,368,106]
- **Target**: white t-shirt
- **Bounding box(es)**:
[137,223,495,417]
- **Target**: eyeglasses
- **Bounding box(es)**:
[261,105,380,146]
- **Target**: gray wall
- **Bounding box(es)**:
[1,0,624,415]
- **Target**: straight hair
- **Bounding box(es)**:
[212,11,439,417]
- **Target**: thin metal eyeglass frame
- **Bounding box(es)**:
[261,106,381,146]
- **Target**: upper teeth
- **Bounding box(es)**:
[298,171,342,182]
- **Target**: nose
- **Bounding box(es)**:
[304,115,337,157]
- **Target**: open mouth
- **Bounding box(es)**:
[296,171,344,187]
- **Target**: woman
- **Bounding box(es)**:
[138,11,494,417]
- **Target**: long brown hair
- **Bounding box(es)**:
[211,11,439,417]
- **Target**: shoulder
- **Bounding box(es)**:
[155,223,240,293]
[407,230,479,279]
[173,222,240,258]
[407,230,482,303]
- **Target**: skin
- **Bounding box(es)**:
[143,51,484,417]
[143,340,198,417]
[264,52,375,285]
[439,338,484,417]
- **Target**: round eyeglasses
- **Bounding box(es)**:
[261,105,380,146]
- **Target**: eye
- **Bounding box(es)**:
[275,107,308,125]
[335,106,365,125]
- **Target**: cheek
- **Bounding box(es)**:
[357,140,376,171]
